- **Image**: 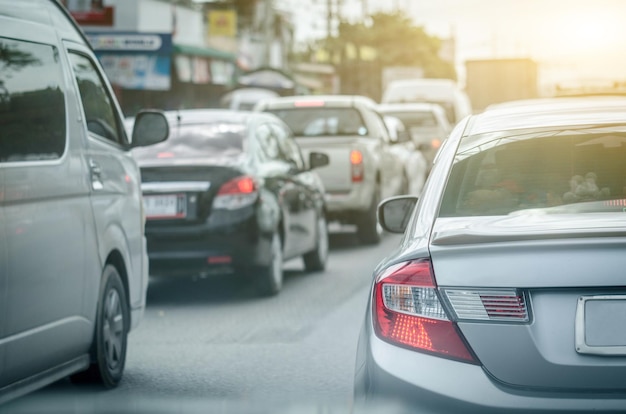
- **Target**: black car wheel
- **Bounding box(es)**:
[255,231,283,296]
[303,213,329,272]
[71,264,128,388]
[357,188,382,245]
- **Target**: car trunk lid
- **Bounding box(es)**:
[430,214,626,391]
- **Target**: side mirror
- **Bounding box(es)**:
[378,196,418,233]
[309,152,330,169]
[131,110,169,148]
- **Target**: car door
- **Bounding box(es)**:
[0,167,6,381]
[367,108,406,199]
[253,122,303,258]
[65,43,146,321]
[271,121,321,255]
[0,29,95,387]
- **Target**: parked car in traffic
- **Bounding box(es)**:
[382,115,428,196]
[255,95,407,245]
[0,0,168,404]
[129,109,329,296]
[381,78,473,125]
[354,97,626,413]
[378,102,452,171]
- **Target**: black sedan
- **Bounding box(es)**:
[130,109,329,296]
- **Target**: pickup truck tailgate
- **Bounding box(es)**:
[295,136,360,193]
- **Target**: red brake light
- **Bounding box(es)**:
[350,150,364,182]
[218,176,256,195]
[373,260,478,364]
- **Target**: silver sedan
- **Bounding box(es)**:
[354,97,626,413]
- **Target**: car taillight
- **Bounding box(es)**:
[373,259,478,364]
[350,150,364,182]
[213,176,258,210]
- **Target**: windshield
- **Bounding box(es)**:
[268,107,369,137]
[132,122,246,161]
[439,128,626,216]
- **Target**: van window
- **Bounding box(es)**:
[69,52,123,145]
[0,37,66,162]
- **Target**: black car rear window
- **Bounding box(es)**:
[132,122,245,160]
[268,107,368,137]
[439,128,626,216]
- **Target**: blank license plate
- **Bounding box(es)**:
[575,295,626,355]
[144,194,186,219]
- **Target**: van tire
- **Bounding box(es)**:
[71,265,129,388]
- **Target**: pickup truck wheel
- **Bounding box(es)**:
[303,213,329,272]
[356,191,381,245]
[254,232,283,296]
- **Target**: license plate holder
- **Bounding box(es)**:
[143,193,187,219]
[575,295,626,356]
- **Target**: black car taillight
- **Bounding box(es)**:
[373,259,478,364]
[213,176,258,210]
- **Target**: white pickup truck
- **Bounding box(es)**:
[255,95,407,244]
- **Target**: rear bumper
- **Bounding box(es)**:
[324,183,374,219]
[145,208,272,277]
[355,326,626,413]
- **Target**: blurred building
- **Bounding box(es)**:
[64,0,295,115]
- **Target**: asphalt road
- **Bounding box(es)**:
[3,229,403,414]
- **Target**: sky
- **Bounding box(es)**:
[276,0,626,91]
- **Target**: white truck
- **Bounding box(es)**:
[255,95,407,244]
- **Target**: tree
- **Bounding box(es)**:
[298,11,456,100]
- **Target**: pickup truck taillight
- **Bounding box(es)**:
[350,150,364,182]
[373,259,478,364]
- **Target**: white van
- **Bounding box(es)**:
[0,0,168,404]
[381,78,473,125]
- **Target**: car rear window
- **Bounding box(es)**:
[382,111,438,128]
[132,122,245,161]
[268,108,368,137]
[0,37,66,163]
[439,128,626,216]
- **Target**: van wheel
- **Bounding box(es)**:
[255,232,283,296]
[303,213,329,272]
[71,265,129,388]
[357,189,381,245]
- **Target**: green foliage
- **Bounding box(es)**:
[311,11,456,80]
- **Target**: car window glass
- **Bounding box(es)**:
[272,123,304,170]
[131,122,245,161]
[268,107,368,137]
[439,130,626,217]
[68,52,122,144]
[255,123,284,162]
[0,37,66,163]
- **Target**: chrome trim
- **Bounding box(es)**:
[575,295,626,356]
[141,181,210,193]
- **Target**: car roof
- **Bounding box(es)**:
[162,109,273,125]
[257,94,377,109]
[467,97,626,136]
[0,0,90,46]
[378,102,446,113]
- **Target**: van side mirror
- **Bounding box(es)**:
[131,110,169,148]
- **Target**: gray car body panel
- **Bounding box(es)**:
[0,0,149,402]
[356,99,626,411]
